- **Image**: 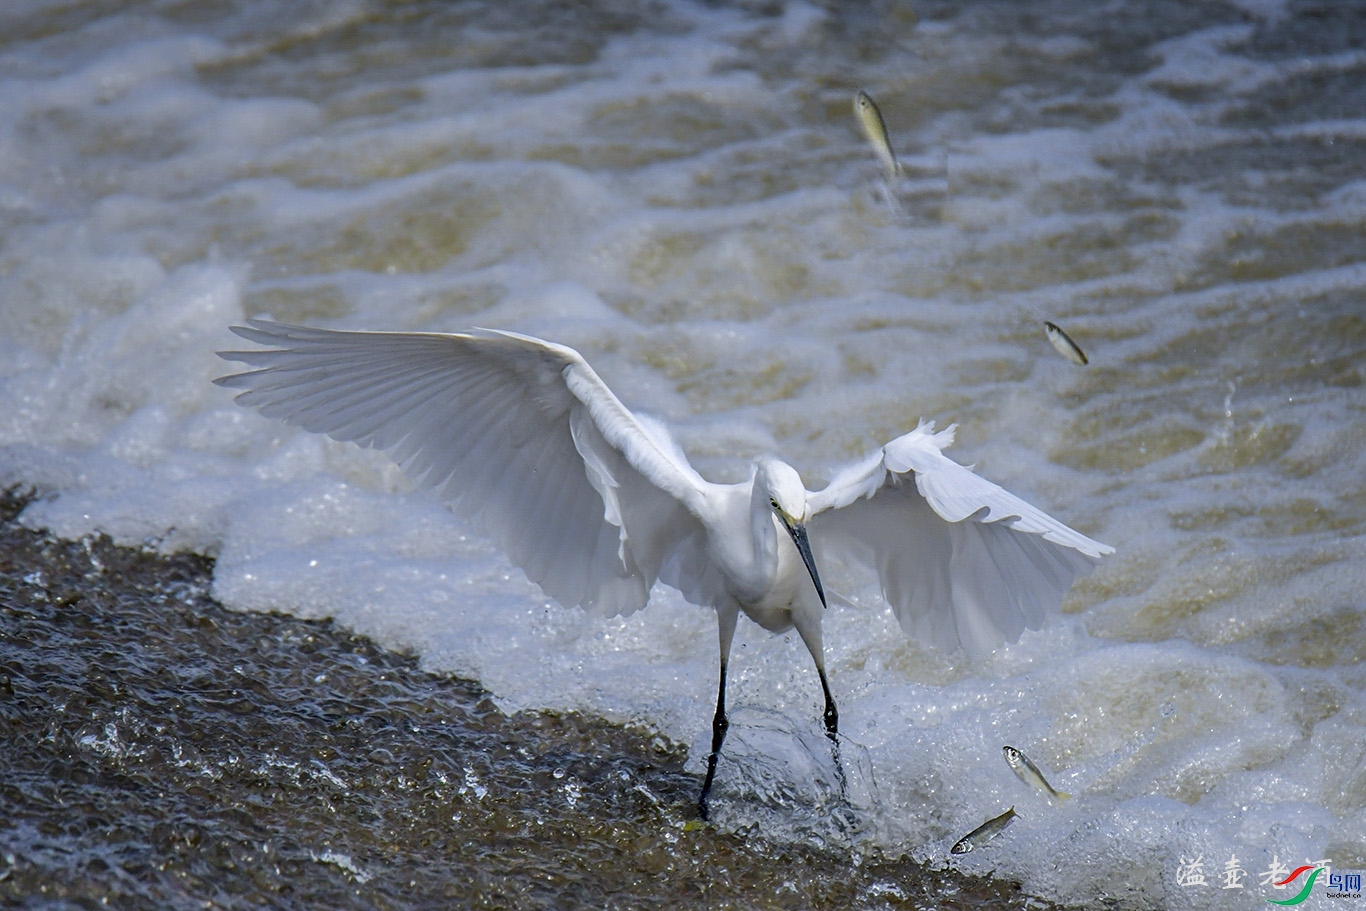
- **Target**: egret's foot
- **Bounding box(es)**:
[698,711,729,821]
[698,769,713,820]
[698,762,719,821]
[827,729,850,809]
[833,802,859,830]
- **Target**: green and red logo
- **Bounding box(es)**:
[1266,865,1324,906]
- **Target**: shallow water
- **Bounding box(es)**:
[0,0,1363,908]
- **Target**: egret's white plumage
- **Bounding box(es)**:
[216,319,1112,817]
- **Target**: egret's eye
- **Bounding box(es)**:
[769,497,780,509]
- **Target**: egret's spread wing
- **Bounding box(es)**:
[808,421,1112,655]
[216,320,713,617]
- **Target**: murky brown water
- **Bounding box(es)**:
[0,489,1049,910]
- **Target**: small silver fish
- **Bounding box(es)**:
[853,90,902,180]
[1044,321,1088,366]
[1003,745,1071,803]
[950,806,1018,855]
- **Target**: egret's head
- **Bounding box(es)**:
[756,459,825,608]
[756,459,808,525]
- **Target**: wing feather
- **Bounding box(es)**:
[810,421,1111,655]
[216,319,716,618]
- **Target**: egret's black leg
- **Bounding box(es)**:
[699,609,738,821]
[796,626,848,806]
[817,665,849,806]
[818,666,838,741]
[698,660,729,820]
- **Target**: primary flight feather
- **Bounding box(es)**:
[216,319,1112,818]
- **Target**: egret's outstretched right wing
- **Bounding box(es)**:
[215,320,718,618]
[808,421,1111,655]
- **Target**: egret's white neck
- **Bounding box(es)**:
[747,478,781,588]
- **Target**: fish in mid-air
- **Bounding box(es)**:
[1003,745,1071,803]
[951,806,1019,855]
[1044,321,1088,365]
[854,89,902,180]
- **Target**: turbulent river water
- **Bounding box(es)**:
[1,1,1364,908]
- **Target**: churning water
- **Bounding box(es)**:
[0,1,1363,908]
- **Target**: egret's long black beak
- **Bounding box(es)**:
[781,518,827,609]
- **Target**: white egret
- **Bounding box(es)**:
[216,320,1112,819]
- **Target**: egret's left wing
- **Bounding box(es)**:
[215,320,716,619]
[808,421,1111,655]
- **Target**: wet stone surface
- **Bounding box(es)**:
[0,489,1041,910]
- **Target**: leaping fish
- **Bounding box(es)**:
[1044,321,1088,366]
[853,90,902,180]
[1003,745,1071,803]
[950,806,1018,855]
